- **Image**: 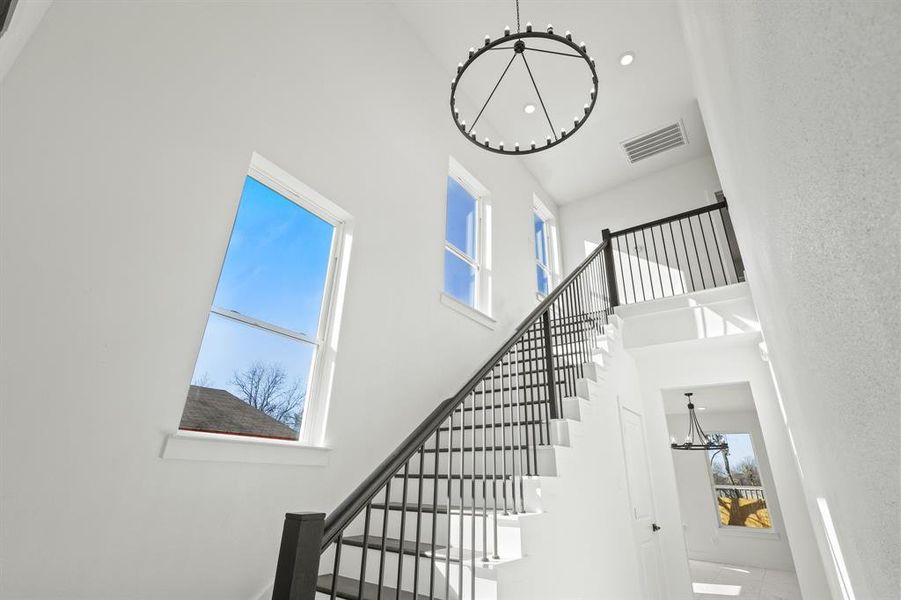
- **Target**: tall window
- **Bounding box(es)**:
[534,212,551,296]
[180,155,350,442]
[443,159,491,315]
[533,196,558,297]
[707,433,772,529]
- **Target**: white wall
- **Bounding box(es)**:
[679,3,901,599]
[666,407,795,571]
[0,3,560,598]
[558,154,722,273]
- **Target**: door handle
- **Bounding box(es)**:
[651,523,662,532]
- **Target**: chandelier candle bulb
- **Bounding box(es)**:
[469,47,475,58]
[546,25,553,34]
[483,137,490,146]
[530,140,536,150]
[561,127,567,137]
[504,26,510,36]
[584,104,590,114]
[514,143,520,152]
[525,22,532,32]
[457,63,463,74]
[573,117,579,127]
[545,135,551,145]
[484,35,490,46]
[580,42,587,52]
[498,141,504,150]
[565,31,572,41]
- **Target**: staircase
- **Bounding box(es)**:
[271,200,744,600]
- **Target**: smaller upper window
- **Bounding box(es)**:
[707,433,772,529]
[443,158,491,316]
[533,195,559,297]
[534,212,551,296]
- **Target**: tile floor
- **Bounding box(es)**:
[690,559,802,600]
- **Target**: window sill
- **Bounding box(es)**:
[161,431,331,466]
[716,527,781,540]
[440,292,497,330]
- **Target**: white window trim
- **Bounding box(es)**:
[704,430,780,535]
[166,152,353,461]
[533,194,560,299]
[443,156,492,319]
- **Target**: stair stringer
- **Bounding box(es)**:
[493,329,644,600]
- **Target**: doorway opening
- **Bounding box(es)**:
[664,382,801,600]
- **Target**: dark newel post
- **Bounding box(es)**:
[601,229,620,308]
[272,512,325,600]
[541,310,559,419]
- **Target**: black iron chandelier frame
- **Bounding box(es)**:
[450,23,599,156]
[671,392,729,451]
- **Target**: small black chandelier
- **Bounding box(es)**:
[449,0,599,155]
[670,393,728,451]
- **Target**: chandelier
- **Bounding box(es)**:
[670,393,728,451]
[449,0,599,155]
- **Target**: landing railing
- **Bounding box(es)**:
[273,238,614,600]
[715,484,766,501]
[602,198,745,306]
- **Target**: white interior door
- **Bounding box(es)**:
[621,406,665,600]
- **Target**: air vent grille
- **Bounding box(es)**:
[622,121,687,163]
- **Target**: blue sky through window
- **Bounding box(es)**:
[214,176,334,336]
[445,177,477,259]
[444,249,476,306]
[534,213,548,266]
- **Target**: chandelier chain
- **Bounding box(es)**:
[515,0,521,33]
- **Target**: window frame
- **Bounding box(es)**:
[532,194,560,299]
[181,152,353,449]
[704,430,775,532]
[442,157,492,320]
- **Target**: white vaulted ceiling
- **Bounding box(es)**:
[393,0,712,203]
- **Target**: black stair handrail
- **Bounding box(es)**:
[318,237,610,551]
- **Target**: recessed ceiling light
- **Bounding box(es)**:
[696,407,707,411]
[523,103,537,114]
[619,52,635,66]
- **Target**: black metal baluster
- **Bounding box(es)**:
[615,235,630,304]
[444,415,452,600]
[687,216,706,289]
[633,231,646,302]
[508,351,520,514]
[489,365,500,559]
[358,504,372,600]
[640,228,655,299]
[649,226,664,299]
[429,434,439,600]
[500,359,510,515]
[469,389,477,600]
[330,534,343,600]
[514,344,528,508]
[457,398,465,600]
[378,481,391,600]
[707,210,728,285]
[480,378,489,565]
[678,218,695,292]
[396,462,409,600]
[517,342,533,479]
[659,224,674,297]
[669,221,687,294]
[696,213,716,287]
[413,446,424,599]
